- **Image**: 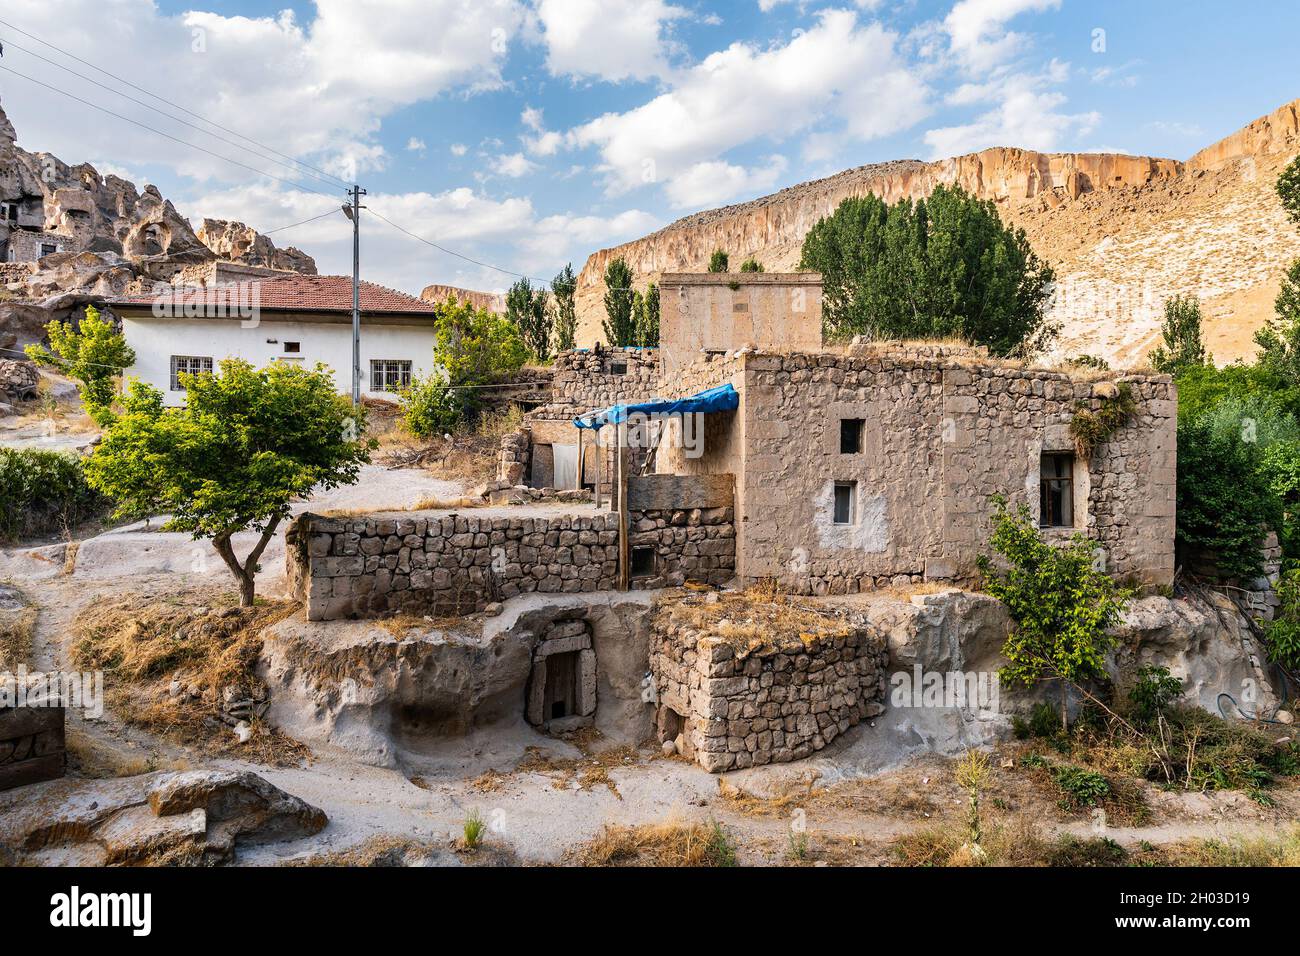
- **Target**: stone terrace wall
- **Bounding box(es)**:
[287,504,737,621]
[650,605,888,772]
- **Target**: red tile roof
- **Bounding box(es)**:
[110,274,439,316]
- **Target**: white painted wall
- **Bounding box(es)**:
[120,316,439,406]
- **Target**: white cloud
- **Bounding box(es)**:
[923,60,1099,157]
[406,137,427,153]
[489,152,538,178]
[536,0,688,82]
[943,0,1061,71]
[567,9,928,201]
[188,181,658,293]
[0,0,528,187]
[450,143,469,157]
[663,155,788,209]
[521,107,564,156]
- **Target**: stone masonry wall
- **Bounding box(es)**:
[661,347,1177,593]
[527,347,659,421]
[287,506,737,621]
[628,506,735,589]
[650,603,888,772]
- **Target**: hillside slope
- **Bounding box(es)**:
[575,99,1300,367]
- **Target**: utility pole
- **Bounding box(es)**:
[344,184,367,406]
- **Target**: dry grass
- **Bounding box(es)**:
[283,836,444,867]
[514,727,650,797]
[470,769,507,793]
[0,592,37,670]
[63,725,190,779]
[716,773,825,817]
[382,404,525,486]
[569,818,738,867]
[69,590,310,765]
[659,585,857,654]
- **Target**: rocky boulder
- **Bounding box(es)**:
[196,218,317,274]
[0,769,326,866]
[0,359,39,402]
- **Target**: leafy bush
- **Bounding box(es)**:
[1175,415,1279,580]
[978,497,1131,730]
[1050,765,1111,809]
[25,305,135,424]
[739,258,764,273]
[602,257,636,347]
[707,249,729,273]
[1126,665,1183,725]
[1279,154,1300,227]
[1264,570,1300,672]
[0,447,102,540]
[1069,383,1136,458]
[402,298,528,437]
[799,185,1056,355]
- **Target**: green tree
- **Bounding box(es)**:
[978,497,1132,732]
[1176,414,1280,580]
[602,257,636,347]
[85,360,372,606]
[635,281,660,347]
[708,249,729,273]
[550,263,578,353]
[1279,154,1300,227]
[25,305,136,424]
[505,277,551,362]
[1148,294,1209,374]
[402,297,528,437]
[799,185,1056,356]
[739,258,764,273]
[1256,260,1300,386]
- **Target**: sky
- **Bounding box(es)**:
[0,0,1296,297]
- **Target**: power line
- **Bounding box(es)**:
[262,208,344,236]
[0,36,352,193]
[0,63,340,199]
[0,16,352,191]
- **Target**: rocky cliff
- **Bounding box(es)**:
[576,98,1300,367]
[0,96,316,350]
[419,283,505,313]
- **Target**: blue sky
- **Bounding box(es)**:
[0,0,1296,295]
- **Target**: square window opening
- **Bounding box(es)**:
[369,359,412,393]
[833,481,856,525]
[609,362,628,376]
[1040,453,1075,528]
[840,418,864,454]
[630,547,656,578]
[170,355,214,392]
[283,341,301,353]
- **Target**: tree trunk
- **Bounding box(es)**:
[212,516,282,608]
[1060,679,1069,734]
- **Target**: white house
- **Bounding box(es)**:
[107,272,444,406]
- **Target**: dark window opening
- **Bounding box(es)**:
[1040,453,1075,528]
[40,243,57,257]
[840,418,864,454]
[833,482,855,525]
[609,362,628,376]
[631,547,656,578]
[283,341,301,353]
[544,651,580,721]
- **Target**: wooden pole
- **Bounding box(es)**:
[594,426,603,509]
[617,420,630,591]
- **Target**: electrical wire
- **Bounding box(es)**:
[0,63,340,199]
[0,36,352,193]
[0,16,352,191]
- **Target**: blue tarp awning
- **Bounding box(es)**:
[572,383,738,430]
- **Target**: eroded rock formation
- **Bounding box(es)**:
[576,98,1300,367]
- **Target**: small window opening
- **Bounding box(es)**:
[609,361,628,376]
[283,341,300,353]
[840,418,864,454]
[833,481,855,525]
[1040,453,1075,528]
[630,547,656,578]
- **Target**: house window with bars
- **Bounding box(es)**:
[1039,453,1075,528]
[170,355,213,391]
[370,359,412,393]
